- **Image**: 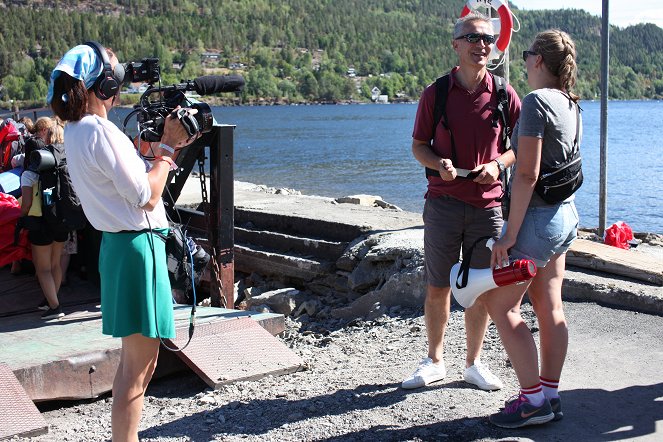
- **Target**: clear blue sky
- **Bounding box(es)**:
[511,0,663,29]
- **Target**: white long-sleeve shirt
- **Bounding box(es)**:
[64,114,168,232]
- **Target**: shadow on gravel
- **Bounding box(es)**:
[547,383,663,441]
[140,380,460,440]
[140,382,663,441]
[315,382,663,442]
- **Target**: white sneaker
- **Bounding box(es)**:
[464,361,503,391]
[401,357,446,389]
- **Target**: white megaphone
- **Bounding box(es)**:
[450,239,537,308]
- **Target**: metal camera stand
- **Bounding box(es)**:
[162,123,235,308]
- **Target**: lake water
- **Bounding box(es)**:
[110,100,662,233]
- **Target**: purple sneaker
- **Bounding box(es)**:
[490,394,554,429]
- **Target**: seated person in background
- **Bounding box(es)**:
[20,135,67,319]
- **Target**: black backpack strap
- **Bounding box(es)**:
[426,75,453,178]
[571,97,581,155]
[492,74,511,150]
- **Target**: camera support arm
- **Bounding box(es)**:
[163,124,236,308]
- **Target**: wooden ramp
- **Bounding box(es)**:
[567,239,663,285]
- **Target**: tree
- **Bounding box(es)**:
[246,67,279,98]
[297,70,318,99]
[3,75,26,101]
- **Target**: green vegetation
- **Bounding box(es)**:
[0,0,662,107]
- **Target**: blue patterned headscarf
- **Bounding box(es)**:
[46,45,102,104]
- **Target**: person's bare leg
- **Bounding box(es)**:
[60,252,71,284]
[50,241,65,295]
[10,260,22,274]
[464,296,490,367]
[32,244,59,308]
[425,285,451,363]
[484,283,541,389]
[528,254,568,381]
[111,334,160,442]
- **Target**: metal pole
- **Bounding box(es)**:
[599,0,610,236]
[209,124,235,308]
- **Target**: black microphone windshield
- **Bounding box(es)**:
[193,75,245,95]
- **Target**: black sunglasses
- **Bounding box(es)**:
[455,33,496,44]
[522,50,538,62]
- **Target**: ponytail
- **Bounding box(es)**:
[533,29,579,102]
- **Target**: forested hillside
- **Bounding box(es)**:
[0,0,661,106]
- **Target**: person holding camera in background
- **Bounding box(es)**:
[404,12,520,391]
[48,42,197,442]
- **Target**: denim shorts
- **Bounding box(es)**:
[507,201,579,267]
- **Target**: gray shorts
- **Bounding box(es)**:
[423,195,503,288]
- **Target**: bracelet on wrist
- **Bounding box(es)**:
[154,156,178,171]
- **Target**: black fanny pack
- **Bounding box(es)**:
[534,96,583,204]
[535,150,583,204]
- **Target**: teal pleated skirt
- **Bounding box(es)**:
[99,229,175,339]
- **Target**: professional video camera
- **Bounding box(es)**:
[122,58,244,143]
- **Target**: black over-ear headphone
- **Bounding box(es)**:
[85,41,125,100]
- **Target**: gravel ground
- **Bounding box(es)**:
[15,231,663,442]
[21,297,663,442]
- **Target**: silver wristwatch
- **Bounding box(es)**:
[494,158,506,175]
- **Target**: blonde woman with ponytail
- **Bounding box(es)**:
[483,30,581,428]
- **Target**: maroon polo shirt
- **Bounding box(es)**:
[413,67,521,208]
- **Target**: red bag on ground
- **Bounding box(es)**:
[0,192,31,266]
[604,221,634,249]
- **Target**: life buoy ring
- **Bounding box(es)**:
[460,0,513,54]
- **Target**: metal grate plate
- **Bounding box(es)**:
[0,363,48,439]
[166,317,303,388]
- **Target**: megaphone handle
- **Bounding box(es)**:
[457,235,493,289]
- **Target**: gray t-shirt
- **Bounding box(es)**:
[511,88,582,205]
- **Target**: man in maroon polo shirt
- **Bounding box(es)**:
[402,12,521,391]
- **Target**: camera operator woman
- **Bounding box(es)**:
[48,42,197,442]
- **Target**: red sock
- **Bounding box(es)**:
[540,376,559,399]
[521,383,545,406]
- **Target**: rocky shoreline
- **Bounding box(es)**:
[218,182,663,320]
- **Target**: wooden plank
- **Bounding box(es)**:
[567,239,663,285]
